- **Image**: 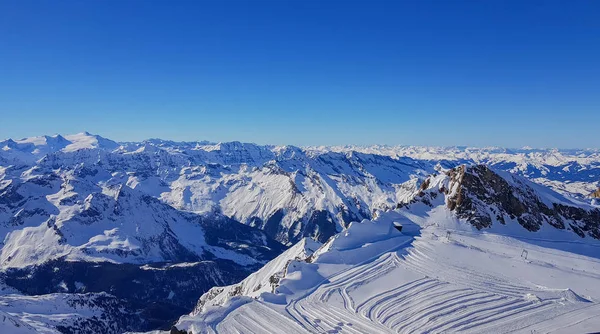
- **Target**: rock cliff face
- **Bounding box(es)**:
[407,165,600,239]
[592,188,600,198]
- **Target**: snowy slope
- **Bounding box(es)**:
[0,292,141,333]
[190,237,322,316]
[172,209,600,334]
[0,310,39,334]
[170,165,600,334]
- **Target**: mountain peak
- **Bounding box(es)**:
[405,164,600,239]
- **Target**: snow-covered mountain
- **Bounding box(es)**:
[2,132,438,245]
[1,132,599,333]
[403,165,600,240]
[0,291,142,333]
[170,166,600,334]
[3,133,598,245]
[0,133,293,332]
[309,145,600,200]
[189,237,322,317]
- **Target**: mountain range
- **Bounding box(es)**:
[0,132,599,333]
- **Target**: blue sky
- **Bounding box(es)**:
[1,0,599,147]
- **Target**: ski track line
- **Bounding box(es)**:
[319,256,397,310]
[320,252,396,294]
[456,300,565,332]
[406,242,523,290]
[285,238,415,331]
[294,301,331,333]
[317,298,392,333]
[296,296,381,334]
[401,241,532,297]
[286,253,396,332]
[512,302,600,334]
[381,290,493,328]
[393,294,513,332]
[340,256,402,312]
[305,302,383,334]
[428,299,550,333]
[267,233,595,334]
[357,277,435,320]
[286,299,321,333]
[354,276,430,316]
[372,280,450,321]
[216,301,308,334]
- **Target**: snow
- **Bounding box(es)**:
[0,172,271,269]
[2,133,598,247]
[0,292,127,333]
[187,237,322,317]
[1,133,599,333]
[0,310,40,334]
[173,207,600,334]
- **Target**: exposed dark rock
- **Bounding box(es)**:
[409,164,600,239]
[170,326,189,334]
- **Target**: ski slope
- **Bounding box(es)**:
[175,211,600,334]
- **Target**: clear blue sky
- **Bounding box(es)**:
[1,0,599,147]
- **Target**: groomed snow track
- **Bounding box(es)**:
[202,229,598,333]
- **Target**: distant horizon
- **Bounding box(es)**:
[2,131,599,151]
[1,1,599,148]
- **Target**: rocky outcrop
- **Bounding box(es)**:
[411,165,600,239]
[592,188,600,198]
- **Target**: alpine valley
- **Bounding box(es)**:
[0,132,599,333]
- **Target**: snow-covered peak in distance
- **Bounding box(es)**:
[0,132,120,164]
[306,144,600,167]
[1,132,599,245]
[308,144,600,199]
[3,132,599,169]
[62,132,120,152]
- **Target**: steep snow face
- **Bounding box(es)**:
[172,209,600,334]
[189,237,322,316]
[404,165,600,240]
